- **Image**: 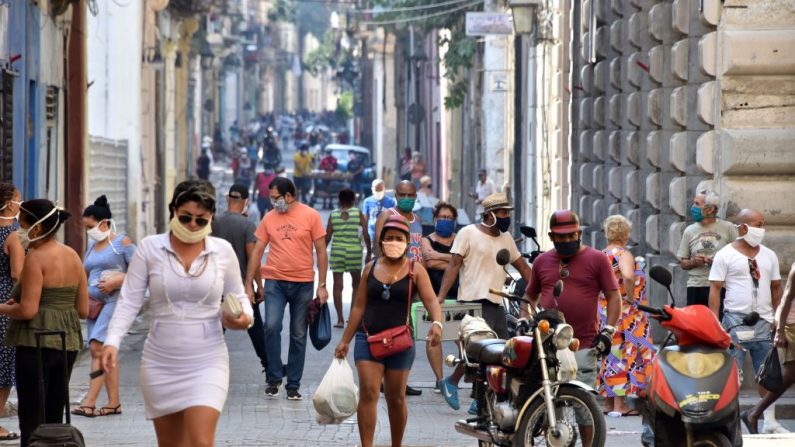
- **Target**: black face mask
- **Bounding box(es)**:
[554,240,580,258]
[495,216,511,233]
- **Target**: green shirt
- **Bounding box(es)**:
[5,284,83,351]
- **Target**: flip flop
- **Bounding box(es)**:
[740,411,758,434]
[621,409,640,417]
[70,405,96,418]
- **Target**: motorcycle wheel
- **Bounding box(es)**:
[512,387,605,447]
[478,442,495,447]
[692,431,732,447]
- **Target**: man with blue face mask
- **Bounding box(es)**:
[677,188,737,307]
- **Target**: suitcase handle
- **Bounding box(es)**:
[35,331,70,425]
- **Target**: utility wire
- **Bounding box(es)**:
[361,0,483,26]
[354,0,473,14]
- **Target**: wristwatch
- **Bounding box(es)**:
[603,325,617,336]
[318,283,327,288]
[432,321,443,330]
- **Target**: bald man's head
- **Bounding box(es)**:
[396,180,417,195]
[736,208,764,226]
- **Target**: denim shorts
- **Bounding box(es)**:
[353,331,416,370]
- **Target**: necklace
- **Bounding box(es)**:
[380,259,407,301]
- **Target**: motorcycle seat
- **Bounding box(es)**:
[466,339,506,365]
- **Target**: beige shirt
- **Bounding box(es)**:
[450,224,521,305]
[677,219,737,287]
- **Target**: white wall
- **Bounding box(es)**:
[87,1,142,239]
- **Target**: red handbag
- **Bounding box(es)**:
[87,297,104,320]
[364,260,414,360]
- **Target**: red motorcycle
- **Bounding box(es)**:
[640,266,759,447]
[448,250,605,447]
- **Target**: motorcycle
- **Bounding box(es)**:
[640,266,759,447]
[447,250,605,447]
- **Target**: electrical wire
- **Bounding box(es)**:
[354,0,473,14]
[361,0,483,26]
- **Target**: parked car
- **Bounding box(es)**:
[317,144,375,199]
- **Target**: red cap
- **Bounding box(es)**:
[381,214,411,239]
[549,210,581,234]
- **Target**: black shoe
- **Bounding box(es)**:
[405,385,422,396]
[264,383,280,398]
[286,389,303,401]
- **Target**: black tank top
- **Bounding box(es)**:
[424,236,459,298]
[362,260,413,334]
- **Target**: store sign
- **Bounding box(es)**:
[465,12,514,36]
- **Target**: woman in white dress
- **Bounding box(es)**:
[101,180,253,446]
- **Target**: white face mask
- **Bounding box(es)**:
[372,189,385,201]
[18,207,59,249]
[741,226,765,247]
[0,201,22,220]
[87,220,111,242]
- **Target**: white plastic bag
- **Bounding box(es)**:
[312,358,359,424]
[556,347,578,381]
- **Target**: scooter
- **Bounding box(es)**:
[640,266,759,447]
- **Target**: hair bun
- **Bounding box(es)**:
[57,208,72,222]
[94,195,110,208]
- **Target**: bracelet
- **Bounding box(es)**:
[318,283,327,288]
[432,321,443,330]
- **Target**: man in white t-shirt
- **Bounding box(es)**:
[470,169,495,216]
[434,193,532,412]
[708,208,786,434]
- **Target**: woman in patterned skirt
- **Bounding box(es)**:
[325,188,371,327]
[597,215,655,417]
[0,182,23,440]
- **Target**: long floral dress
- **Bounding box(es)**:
[0,223,16,390]
[597,247,655,398]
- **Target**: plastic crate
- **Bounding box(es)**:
[412,300,483,341]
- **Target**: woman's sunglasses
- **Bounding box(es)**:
[381,284,392,301]
[178,214,210,228]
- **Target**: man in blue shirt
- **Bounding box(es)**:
[361,179,395,261]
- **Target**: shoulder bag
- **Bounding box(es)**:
[363,260,414,360]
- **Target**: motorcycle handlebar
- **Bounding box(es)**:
[637,303,672,321]
[489,288,525,302]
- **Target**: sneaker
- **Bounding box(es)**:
[433,382,441,394]
[438,378,460,410]
[762,421,790,434]
[264,383,280,398]
[286,389,303,401]
[468,400,478,415]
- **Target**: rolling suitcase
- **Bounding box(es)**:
[28,330,85,447]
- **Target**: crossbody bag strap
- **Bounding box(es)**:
[361,259,377,337]
[405,260,414,325]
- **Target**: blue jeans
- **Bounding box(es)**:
[264,280,314,390]
[731,339,773,384]
[247,301,268,371]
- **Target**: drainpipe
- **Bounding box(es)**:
[65,0,86,253]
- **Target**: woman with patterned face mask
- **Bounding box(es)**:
[0,199,88,446]
[334,215,442,447]
[70,195,136,419]
[0,182,23,441]
[101,180,253,447]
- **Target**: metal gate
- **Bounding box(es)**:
[87,136,129,234]
[0,69,14,181]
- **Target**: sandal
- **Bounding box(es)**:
[0,429,18,441]
[95,404,122,416]
[70,405,96,418]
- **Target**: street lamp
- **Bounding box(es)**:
[200,41,215,69]
[509,0,542,34]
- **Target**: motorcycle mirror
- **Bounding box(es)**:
[496,249,511,266]
[553,280,564,297]
[743,312,760,327]
[520,226,537,239]
[649,266,673,287]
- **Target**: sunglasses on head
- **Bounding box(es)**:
[381,284,392,301]
[178,214,210,228]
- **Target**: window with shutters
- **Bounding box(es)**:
[0,69,14,181]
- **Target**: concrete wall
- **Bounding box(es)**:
[569,0,795,313]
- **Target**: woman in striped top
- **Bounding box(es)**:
[326,189,371,327]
